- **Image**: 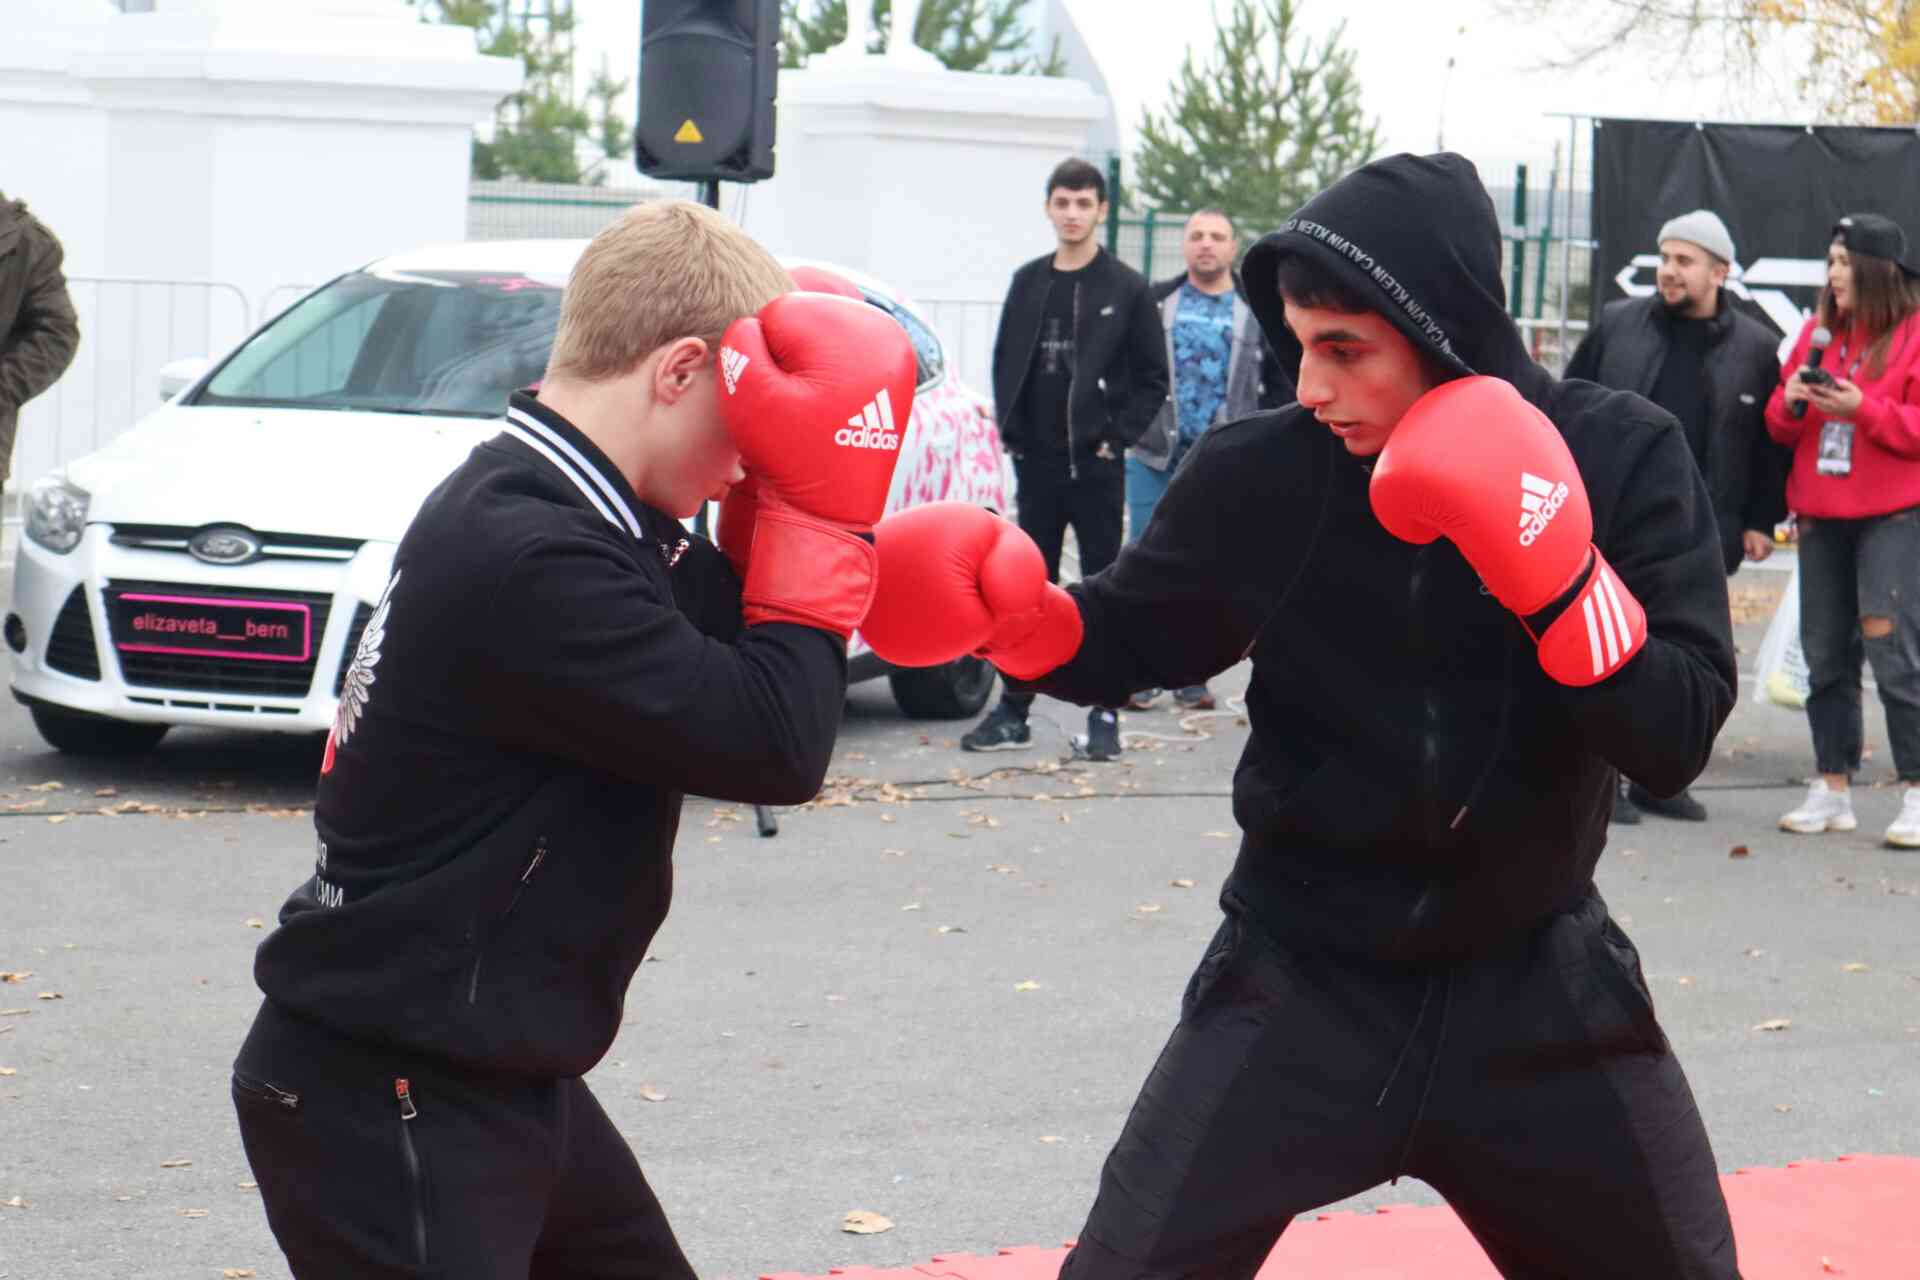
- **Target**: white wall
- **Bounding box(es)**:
[0,0,520,489]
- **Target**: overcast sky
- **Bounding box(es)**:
[558,0,1814,192]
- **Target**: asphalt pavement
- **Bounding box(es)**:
[1,555,1916,1280]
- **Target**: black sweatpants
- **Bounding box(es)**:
[232,999,695,1280]
[1005,450,1124,715]
[1059,890,1741,1280]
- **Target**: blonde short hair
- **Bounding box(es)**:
[546,199,792,383]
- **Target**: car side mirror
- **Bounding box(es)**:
[158,356,213,402]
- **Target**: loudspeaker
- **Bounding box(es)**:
[636,0,778,183]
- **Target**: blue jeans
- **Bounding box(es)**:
[1126,448,1188,544]
[1797,508,1920,780]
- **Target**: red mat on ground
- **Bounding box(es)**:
[763,1155,1920,1280]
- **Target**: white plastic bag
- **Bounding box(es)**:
[1752,558,1811,708]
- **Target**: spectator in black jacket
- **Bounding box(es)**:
[963,156,1169,761]
[1127,208,1293,712]
[231,201,910,1278]
[1566,208,1787,823]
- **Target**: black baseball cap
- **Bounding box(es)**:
[1831,213,1920,278]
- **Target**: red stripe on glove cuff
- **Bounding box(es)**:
[1535,547,1646,687]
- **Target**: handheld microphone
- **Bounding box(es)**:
[1791,326,1833,420]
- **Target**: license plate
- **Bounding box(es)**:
[111,591,313,663]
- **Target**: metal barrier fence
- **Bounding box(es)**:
[466,178,704,240]
[13,277,255,490]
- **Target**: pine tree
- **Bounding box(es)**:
[781,0,1066,75]
[408,0,630,183]
[1134,0,1379,233]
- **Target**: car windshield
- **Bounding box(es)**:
[195,268,564,418]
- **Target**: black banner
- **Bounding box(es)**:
[1591,120,1920,337]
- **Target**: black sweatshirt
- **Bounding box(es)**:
[254,392,847,1076]
[1021,154,1736,965]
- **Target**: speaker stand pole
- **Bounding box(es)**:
[696,176,778,837]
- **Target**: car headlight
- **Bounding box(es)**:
[25,476,91,554]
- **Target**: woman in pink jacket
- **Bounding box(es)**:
[1766,213,1920,845]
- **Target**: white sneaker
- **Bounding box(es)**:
[1779,779,1858,833]
[1884,787,1920,848]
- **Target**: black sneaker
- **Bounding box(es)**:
[1126,688,1164,711]
[1083,708,1122,761]
[961,703,1031,752]
[1629,782,1708,821]
[1173,683,1216,710]
[1609,779,1642,825]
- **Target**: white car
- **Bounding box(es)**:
[6,241,1008,755]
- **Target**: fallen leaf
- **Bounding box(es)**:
[879,813,895,823]
[1171,878,1196,889]
[936,925,966,935]
[1775,1104,1793,1113]
[1843,963,1870,973]
[1729,845,1750,859]
[1752,1018,1792,1032]
[244,918,265,930]
[35,993,61,1001]
[0,1009,31,1017]
[223,1270,258,1278]
[841,1209,894,1235]
[0,1068,15,1076]
[236,1182,257,1190]
[1135,903,1163,914]
[1038,1135,1064,1144]
[180,1207,209,1218]
[1676,976,1694,986]
[0,973,32,984]
[1014,980,1041,992]
[900,902,923,912]
[46,816,67,826]
[1744,948,1767,958]
[1203,830,1233,839]
[93,787,118,797]
[160,1159,193,1169]
[3,1195,27,1208]
[882,848,908,857]
[25,781,64,792]
[1058,811,1071,824]
[638,1085,668,1103]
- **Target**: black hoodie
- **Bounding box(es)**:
[1020,154,1736,964]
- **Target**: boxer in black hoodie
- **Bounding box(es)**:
[231,205,915,1278]
[862,154,1741,1278]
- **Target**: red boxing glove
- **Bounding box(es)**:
[1370,376,1647,686]
[863,502,1084,682]
[717,293,916,639]
[715,474,759,582]
[787,264,865,300]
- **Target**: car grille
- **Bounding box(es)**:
[104,579,333,698]
[45,586,102,681]
[334,602,374,695]
[108,524,365,564]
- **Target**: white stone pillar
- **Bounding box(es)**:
[746,62,1106,306]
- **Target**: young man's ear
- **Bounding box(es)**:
[653,337,711,404]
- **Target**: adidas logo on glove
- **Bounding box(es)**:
[719,346,750,396]
[1518,471,1568,547]
[836,387,901,450]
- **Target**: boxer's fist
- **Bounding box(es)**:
[718,292,914,531]
[863,502,1083,682]
[1370,376,1645,685]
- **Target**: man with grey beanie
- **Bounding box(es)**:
[1567,208,1788,823]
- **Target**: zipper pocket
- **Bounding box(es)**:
[394,1077,429,1265]
[468,837,549,1005]
[231,1071,300,1110]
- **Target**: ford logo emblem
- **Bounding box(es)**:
[188,525,262,565]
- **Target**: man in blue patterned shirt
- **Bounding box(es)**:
[1127,209,1292,711]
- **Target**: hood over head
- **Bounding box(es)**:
[1241,152,1545,398]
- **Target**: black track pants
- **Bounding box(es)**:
[232,999,696,1280]
[1004,451,1123,715]
[1059,891,1741,1280]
